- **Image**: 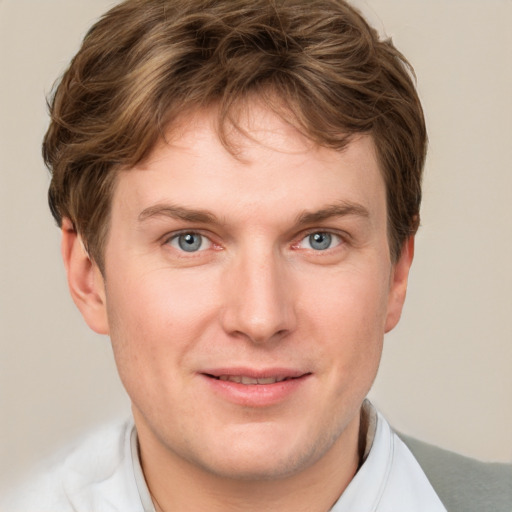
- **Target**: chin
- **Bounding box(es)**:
[188,424,338,482]
[200,452,312,482]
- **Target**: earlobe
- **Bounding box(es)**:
[61,218,109,335]
[384,236,415,333]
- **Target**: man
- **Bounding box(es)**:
[2,0,510,511]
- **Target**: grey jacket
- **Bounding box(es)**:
[400,434,512,512]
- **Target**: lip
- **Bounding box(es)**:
[199,367,312,407]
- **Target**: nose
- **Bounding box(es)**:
[220,248,297,344]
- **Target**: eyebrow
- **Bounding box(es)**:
[138,200,369,227]
[138,204,219,224]
[294,201,370,226]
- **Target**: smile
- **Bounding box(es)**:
[199,370,312,407]
[212,375,295,385]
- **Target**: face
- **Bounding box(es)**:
[72,105,412,481]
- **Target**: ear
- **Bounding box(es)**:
[385,236,415,333]
[61,218,109,335]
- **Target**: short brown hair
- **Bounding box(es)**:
[43,0,427,268]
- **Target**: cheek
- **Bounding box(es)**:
[302,263,390,332]
[104,268,222,369]
[103,273,207,418]
[299,265,389,376]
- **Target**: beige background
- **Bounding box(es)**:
[1,0,511,491]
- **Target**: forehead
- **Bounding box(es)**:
[112,105,386,228]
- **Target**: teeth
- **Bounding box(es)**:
[216,375,290,384]
[257,377,279,384]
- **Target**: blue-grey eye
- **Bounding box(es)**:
[297,231,343,251]
[308,232,332,250]
[171,233,204,252]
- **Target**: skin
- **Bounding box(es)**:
[61,104,414,512]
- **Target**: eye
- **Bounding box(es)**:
[298,232,342,251]
[168,232,211,253]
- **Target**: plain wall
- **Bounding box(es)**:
[1,0,511,490]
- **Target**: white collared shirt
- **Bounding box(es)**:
[331,409,446,511]
[1,405,446,511]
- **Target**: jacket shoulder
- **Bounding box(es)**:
[399,433,512,512]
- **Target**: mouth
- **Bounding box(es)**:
[199,369,312,406]
[205,374,302,385]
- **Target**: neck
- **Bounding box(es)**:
[136,414,361,512]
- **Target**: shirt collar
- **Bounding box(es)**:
[331,402,446,512]
[130,425,156,512]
